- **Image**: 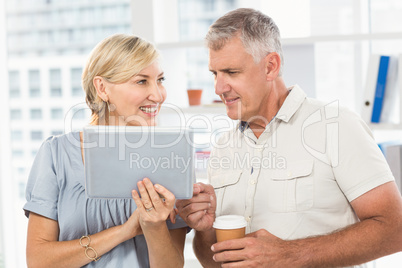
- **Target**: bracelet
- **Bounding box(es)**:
[79,235,101,262]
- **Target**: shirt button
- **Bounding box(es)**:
[246,216,251,222]
[250,180,256,185]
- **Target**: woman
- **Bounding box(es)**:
[24,34,187,267]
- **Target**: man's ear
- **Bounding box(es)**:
[264,52,281,81]
[93,76,109,102]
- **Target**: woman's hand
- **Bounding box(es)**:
[120,206,142,240]
[132,178,176,229]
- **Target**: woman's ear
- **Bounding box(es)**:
[265,52,281,81]
[93,76,108,102]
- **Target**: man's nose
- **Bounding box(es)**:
[215,74,230,96]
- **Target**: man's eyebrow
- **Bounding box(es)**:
[210,68,242,73]
[221,68,241,72]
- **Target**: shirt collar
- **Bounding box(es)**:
[275,84,306,123]
[237,85,307,132]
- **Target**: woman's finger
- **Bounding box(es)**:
[132,190,145,211]
[137,181,153,210]
[154,183,175,210]
[169,208,178,224]
[143,178,164,208]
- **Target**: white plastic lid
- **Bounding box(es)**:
[213,215,247,230]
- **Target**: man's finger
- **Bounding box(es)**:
[213,248,247,263]
[211,237,248,253]
[176,193,212,209]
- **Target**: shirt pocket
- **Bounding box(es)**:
[266,160,314,212]
[210,170,243,216]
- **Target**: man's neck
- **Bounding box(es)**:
[248,81,289,139]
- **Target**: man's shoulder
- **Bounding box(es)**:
[301,97,361,122]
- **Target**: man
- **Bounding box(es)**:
[176,8,402,268]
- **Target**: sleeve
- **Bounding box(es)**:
[23,137,59,220]
[332,108,395,202]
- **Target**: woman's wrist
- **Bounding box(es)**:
[141,221,168,233]
[119,221,140,241]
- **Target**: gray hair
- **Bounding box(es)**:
[206,8,284,76]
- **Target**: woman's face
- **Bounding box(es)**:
[104,62,166,126]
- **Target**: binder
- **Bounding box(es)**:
[362,55,381,123]
[379,56,399,124]
[371,55,390,123]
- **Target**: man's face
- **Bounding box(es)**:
[208,36,270,122]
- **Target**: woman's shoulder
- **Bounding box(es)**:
[42,131,81,149]
[38,131,81,164]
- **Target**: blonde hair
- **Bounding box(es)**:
[82,34,160,125]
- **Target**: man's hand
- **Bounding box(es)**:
[176,183,216,231]
[211,229,294,268]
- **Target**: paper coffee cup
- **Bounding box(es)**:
[213,215,247,242]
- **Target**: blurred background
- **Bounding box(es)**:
[1,0,402,267]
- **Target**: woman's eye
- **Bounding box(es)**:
[157,77,166,83]
[137,80,147,85]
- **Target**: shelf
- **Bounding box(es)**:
[156,32,402,49]
[368,123,402,130]
[159,104,226,115]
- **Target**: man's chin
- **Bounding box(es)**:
[226,111,241,121]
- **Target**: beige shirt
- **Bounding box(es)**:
[208,85,393,266]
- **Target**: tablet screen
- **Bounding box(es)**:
[83,126,195,199]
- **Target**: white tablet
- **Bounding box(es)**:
[83,126,195,199]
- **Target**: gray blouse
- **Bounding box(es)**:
[23,131,187,267]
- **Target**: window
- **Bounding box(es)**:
[30,131,43,141]
[177,0,234,41]
[50,69,62,97]
[51,130,63,136]
[18,181,26,199]
[30,109,42,120]
[370,0,402,33]
[71,68,83,96]
[31,150,38,158]
[12,150,23,158]
[51,108,63,120]
[8,70,20,98]
[10,130,23,141]
[29,70,41,97]
[17,168,25,175]
[72,107,87,119]
[10,109,22,120]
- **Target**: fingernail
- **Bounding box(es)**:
[210,196,213,201]
[154,184,160,189]
[211,245,215,252]
[204,210,207,214]
[209,203,211,207]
